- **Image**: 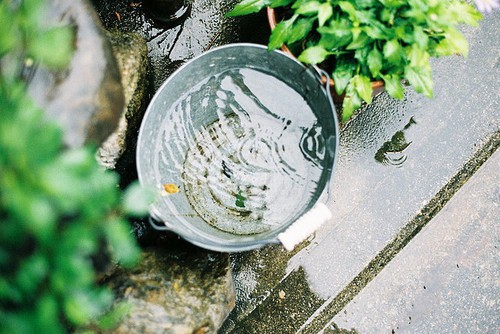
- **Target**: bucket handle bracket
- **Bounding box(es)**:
[277,203,332,251]
[147,207,172,231]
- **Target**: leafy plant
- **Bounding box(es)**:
[0,1,153,333]
[235,190,246,207]
[228,0,482,121]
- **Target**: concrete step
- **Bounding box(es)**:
[329,149,499,333]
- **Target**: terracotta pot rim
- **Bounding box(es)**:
[266,7,385,90]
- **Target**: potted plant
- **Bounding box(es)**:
[228,0,482,121]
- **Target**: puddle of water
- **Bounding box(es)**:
[374,117,416,167]
[142,0,191,25]
[155,68,327,235]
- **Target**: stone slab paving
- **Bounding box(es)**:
[328,149,499,334]
[221,11,500,334]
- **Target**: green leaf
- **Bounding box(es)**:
[269,0,294,7]
[15,254,49,296]
[61,224,98,257]
[122,182,155,216]
[354,9,376,25]
[0,3,16,56]
[383,39,404,65]
[406,44,426,67]
[332,57,356,95]
[25,196,56,242]
[363,22,388,40]
[346,28,370,50]
[35,294,65,334]
[356,0,377,8]
[269,19,293,50]
[51,255,94,295]
[382,74,404,99]
[226,0,266,16]
[295,1,321,16]
[367,46,383,78]
[403,1,427,22]
[104,219,140,268]
[318,3,333,27]
[20,0,44,22]
[42,148,119,213]
[64,289,113,326]
[0,279,23,305]
[235,191,246,208]
[444,27,469,57]
[354,46,370,68]
[64,293,90,326]
[405,65,434,98]
[28,26,74,69]
[394,22,414,43]
[98,302,132,330]
[338,1,357,20]
[379,0,406,8]
[380,7,395,24]
[341,84,362,121]
[433,37,454,57]
[298,45,330,64]
[351,75,373,104]
[332,73,351,96]
[318,19,352,49]
[288,17,315,44]
[449,1,482,26]
[412,25,428,49]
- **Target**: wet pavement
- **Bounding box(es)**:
[92,0,268,90]
[219,10,499,334]
[330,149,499,333]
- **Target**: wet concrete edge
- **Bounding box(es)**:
[222,131,499,333]
[301,130,500,333]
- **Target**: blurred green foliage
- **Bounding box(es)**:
[0,1,153,333]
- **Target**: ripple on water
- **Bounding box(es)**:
[156,68,329,235]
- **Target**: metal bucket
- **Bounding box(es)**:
[137,43,339,252]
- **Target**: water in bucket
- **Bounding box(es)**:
[154,68,327,235]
